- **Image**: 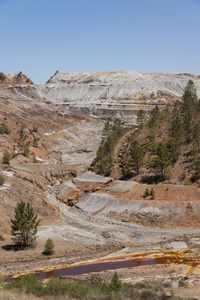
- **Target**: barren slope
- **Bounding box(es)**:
[36,71,200,125]
[0,85,103,235]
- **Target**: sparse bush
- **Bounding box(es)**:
[5,274,111,298]
[165,168,172,181]
[17,129,30,156]
[148,129,155,143]
[0,123,11,135]
[32,123,38,132]
[2,150,11,164]
[5,274,43,294]
[194,162,200,180]
[123,163,132,177]
[33,136,40,148]
[43,238,55,255]
[0,174,5,185]
[150,187,155,199]
[184,177,192,186]
[0,235,5,241]
[4,275,184,299]
[143,188,150,198]
[0,72,6,81]
[33,156,38,163]
[110,272,121,292]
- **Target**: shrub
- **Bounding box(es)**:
[33,156,38,163]
[5,274,43,294]
[2,150,11,164]
[33,137,39,148]
[184,177,192,186]
[110,272,122,292]
[150,187,155,199]
[0,174,5,185]
[32,123,38,132]
[43,238,55,255]
[0,123,11,135]
[143,188,150,198]
[0,72,6,81]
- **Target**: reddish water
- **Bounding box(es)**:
[4,250,200,283]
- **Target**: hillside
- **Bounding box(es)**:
[0,83,103,235]
[35,71,200,125]
[2,72,200,300]
[93,79,200,186]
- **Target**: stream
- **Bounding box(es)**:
[5,250,200,283]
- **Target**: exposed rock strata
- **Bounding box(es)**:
[61,172,200,228]
[36,71,200,125]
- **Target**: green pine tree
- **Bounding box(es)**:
[148,105,160,127]
[137,109,146,128]
[152,142,171,180]
[130,140,145,174]
[181,80,198,144]
[43,238,55,255]
[11,201,40,247]
[17,129,30,156]
[110,272,122,292]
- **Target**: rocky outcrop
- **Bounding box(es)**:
[57,181,83,206]
[54,172,200,228]
[72,171,113,191]
[0,71,33,86]
[35,71,200,125]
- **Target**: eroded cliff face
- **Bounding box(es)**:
[36,71,200,125]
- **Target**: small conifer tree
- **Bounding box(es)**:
[11,201,40,247]
[44,238,55,255]
[110,272,122,292]
[2,150,11,164]
[143,188,150,198]
[17,129,30,156]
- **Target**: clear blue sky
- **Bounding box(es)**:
[0,0,200,84]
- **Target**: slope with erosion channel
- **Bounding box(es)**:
[0,84,104,236]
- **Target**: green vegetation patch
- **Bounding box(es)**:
[4,274,190,299]
[96,118,128,176]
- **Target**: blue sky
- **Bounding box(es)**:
[0,0,200,83]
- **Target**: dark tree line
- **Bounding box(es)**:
[96,119,127,175]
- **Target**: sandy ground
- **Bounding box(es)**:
[2,176,200,299]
